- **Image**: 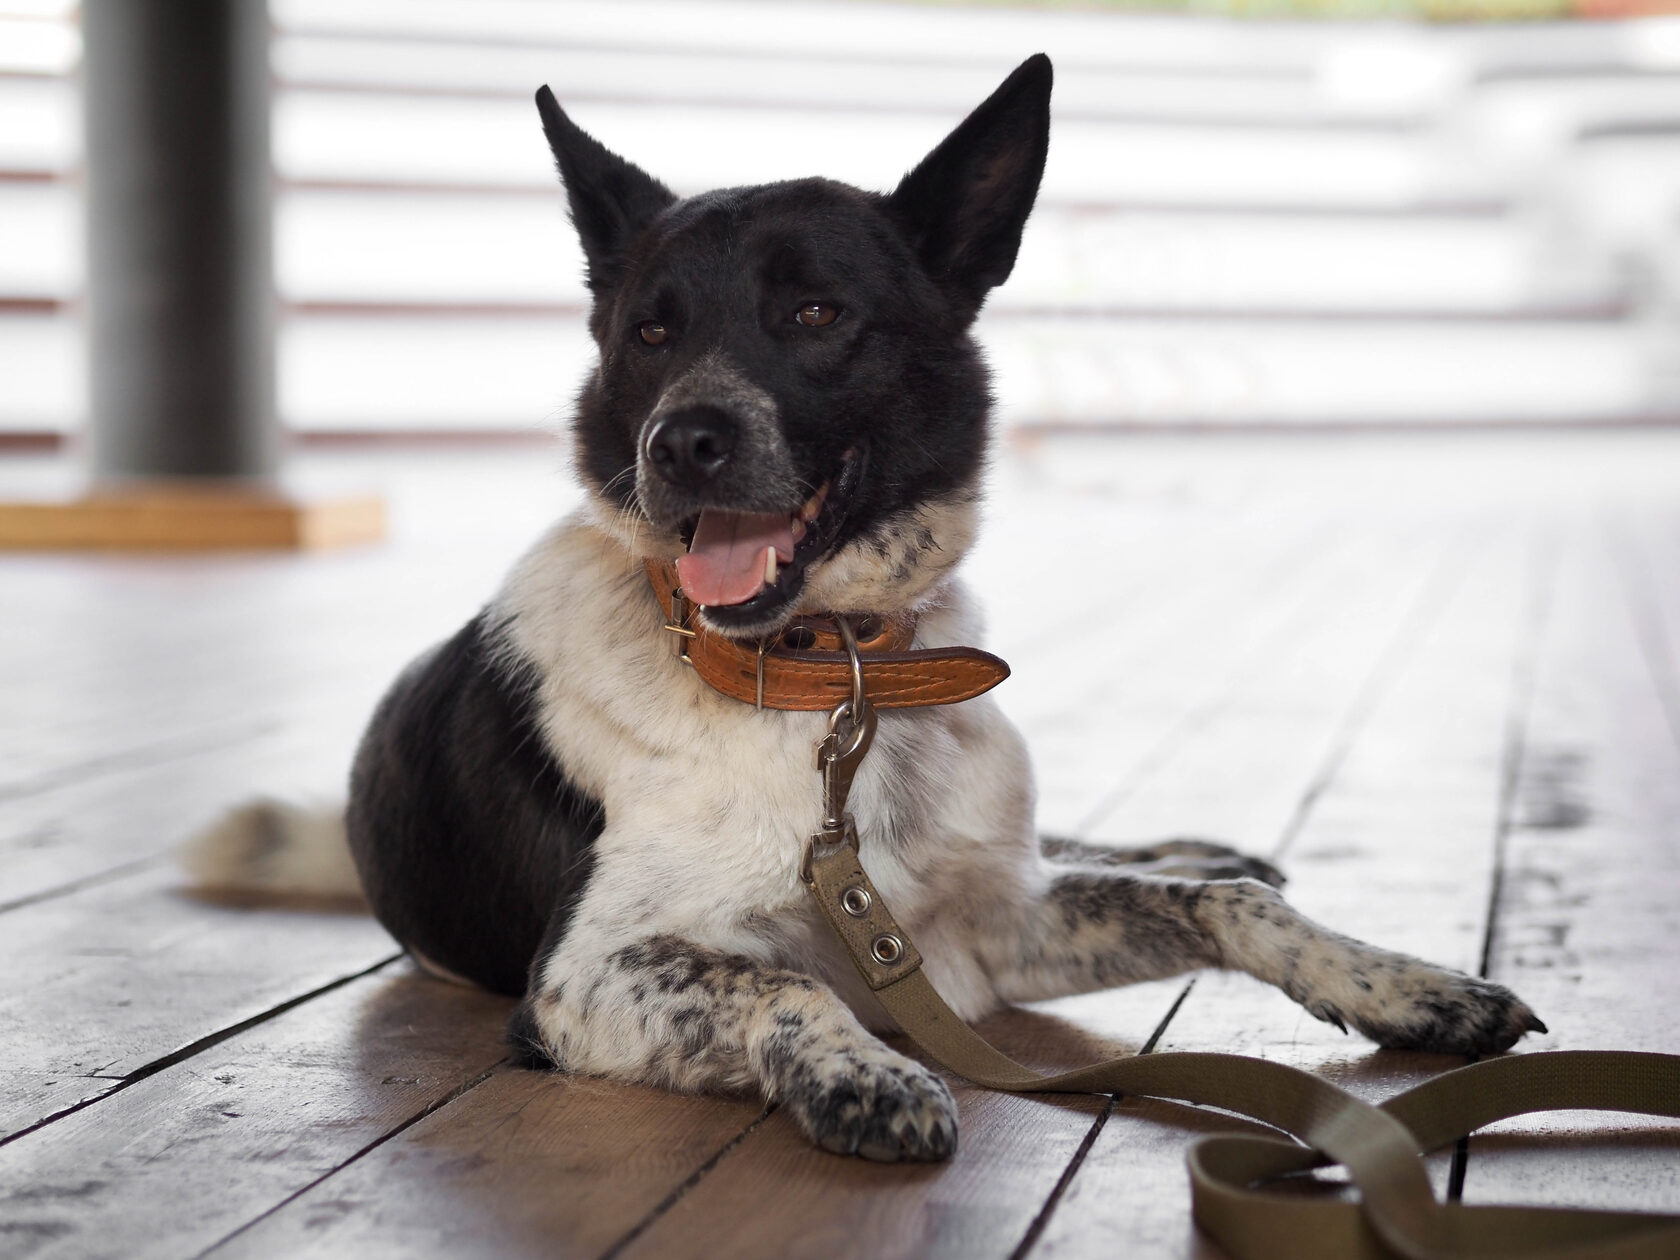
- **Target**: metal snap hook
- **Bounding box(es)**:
[835,613,866,715]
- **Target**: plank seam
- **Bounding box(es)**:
[1459,522,1560,1204]
[1476,524,1559,982]
[0,717,280,805]
[1007,977,1198,1260]
[1003,513,1328,664]
[1014,522,1477,1252]
[597,1105,777,1260]
[0,951,404,1150]
[0,854,161,916]
[1271,521,1484,861]
[1073,527,1371,835]
[192,1058,507,1259]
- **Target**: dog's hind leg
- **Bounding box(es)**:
[984,871,1544,1055]
[1040,835,1285,887]
[514,933,957,1162]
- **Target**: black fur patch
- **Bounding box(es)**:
[347,613,604,996]
[506,997,557,1069]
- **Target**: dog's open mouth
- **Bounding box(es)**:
[675,449,862,632]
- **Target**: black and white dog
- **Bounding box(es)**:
[194,55,1542,1163]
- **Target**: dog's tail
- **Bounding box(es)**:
[180,800,365,904]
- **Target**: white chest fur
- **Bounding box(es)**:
[494,514,1041,1023]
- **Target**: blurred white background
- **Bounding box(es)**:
[2,0,1679,437]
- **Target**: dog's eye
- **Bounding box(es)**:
[636,321,669,346]
[795,303,838,328]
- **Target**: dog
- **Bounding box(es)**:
[190,54,1542,1163]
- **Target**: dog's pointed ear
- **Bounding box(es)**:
[536,86,677,297]
[887,54,1051,322]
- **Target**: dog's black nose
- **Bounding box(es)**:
[643,406,737,487]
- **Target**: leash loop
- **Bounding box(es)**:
[803,837,1680,1259]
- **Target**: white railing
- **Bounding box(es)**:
[2,1,1678,434]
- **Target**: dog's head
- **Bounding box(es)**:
[537,55,1051,638]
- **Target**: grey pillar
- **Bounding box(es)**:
[83,0,277,480]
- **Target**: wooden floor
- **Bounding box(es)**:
[2,432,1677,1259]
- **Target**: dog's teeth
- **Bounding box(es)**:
[764,548,778,585]
[800,482,830,523]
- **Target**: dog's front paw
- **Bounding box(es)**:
[1352,967,1546,1055]
[782,1050,958,1162]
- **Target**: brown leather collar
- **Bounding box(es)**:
[644,559,1009,711]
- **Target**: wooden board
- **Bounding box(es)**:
[1078,521,1459,845]
[0,964,511,1259]
[1460,522,1680,1212]
[0,718,370,911]
[0,485,386,551]
[2,437,1676,1260]
[1025,522,1538,1258]
[0,864,400,1139]
[212,1066,769,1260]
[995,508,1364,835]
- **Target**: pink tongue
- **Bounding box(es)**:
[676,509,796,607]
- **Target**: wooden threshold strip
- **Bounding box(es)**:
[0,483,386,551]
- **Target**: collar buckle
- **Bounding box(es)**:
[663,586,696,665]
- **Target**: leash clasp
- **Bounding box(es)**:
[816,696,876,832]
[802,615,877,884]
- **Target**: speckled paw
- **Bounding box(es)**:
[789,1054,958,1162]
[1357,970,1546,1055]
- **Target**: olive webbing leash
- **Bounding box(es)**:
[801,618,1680,1260]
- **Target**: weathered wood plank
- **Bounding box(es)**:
[1462,521,1680,1211]
[198,964,1180,1260]
[1614,505,1680,755]
[1026,522,1537,1258]
[0,725,348,909]
[992,510,1358,836]
[0,503,521,799]
[614,1013,1115,1260]
[0,964,510,1260]
[1078,519,1463,845]
[0,865,399,1139]
[3,438,1677,1260]
[209,1067,768,1260]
